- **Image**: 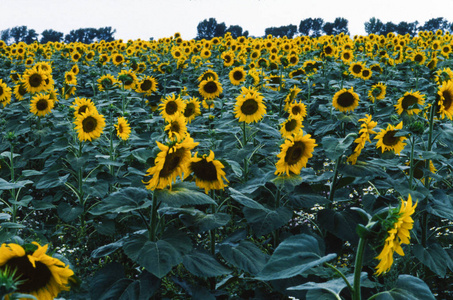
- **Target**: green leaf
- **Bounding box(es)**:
[229,187,266,210]
[219,240,269,275]
[243,206,293,236]
[35,172,69,189]
[123,234,182,278]
[154,183,216,207]
[256,234,337,280]
[90,187,151,215]
[413,243,452,278]
[178,210,231,233]
[375,275,435,300]
[90,263,131,300]
[0,178,33,190]
[322,134,355,160]
[318,209,363,243]
[91,240,125,258]
[0,222,26,229]
[57,202,84,222]
[182,249,231,277]
[427,189,453,220]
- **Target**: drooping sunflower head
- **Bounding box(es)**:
[159,93,186,121]
[265,74,285,91]
[183,97,201,123]
[275,130,317,176]
[73,109,106,142]
[374,121,407,155]
[189,150,228,194]
[13,83,27,101]
[198,77,223,100]
[234,86,266,123]
[332,87,360,113]
[114,116,131,141]
[229,67,247,86]
[136,75,158,95]
[0,79,12,107]
[0,242,74,299]
[434,68,453,85]
[437,80,453,120]
[394,90,425,116]
[284,86,302,110]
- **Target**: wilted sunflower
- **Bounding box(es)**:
[115,116,131,141]
[394,90,425,115]
[375,195,417,276]
[0,242,74,300]
[74,109,106,142]
[198,77,223,100]
[275,130,317,176]
[229,66,247,86]
[374,121,407,155]
[97,74,117,91]
[72,97,97,118]
[159,93,186,121]
[279,115,304,138]
[143,136,199,190]
[30,93,54,117]
[347,114,378,165]
[164,113,188,141]
[136,75,158,95]
[434,67,453,85]
[183,97,201,123]
[22,68,48,94]
[0,79,12,107]
[64,71,77,86]
[368,82,387,102]
[437,80,453,120]
[288,101,307,120]
[189,150,229,194]
[332,87,360,113]
[234,86,266,123]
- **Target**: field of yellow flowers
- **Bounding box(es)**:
[0,30,452,299]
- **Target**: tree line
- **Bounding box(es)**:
[0,26,116,45]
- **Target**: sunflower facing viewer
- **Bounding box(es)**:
[234,86,266,123]
[332,87,360,113]
[74,109,106,142]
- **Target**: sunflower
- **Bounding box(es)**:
[410,50,426,65]
[275,130,317,176]
[62,86,76,100]
[159,93,186,121]
[164,113,188,142]
[183,97,201,123]
[64,71,77,86]
[347,114,378,165]
[189,150,228,194]
[283,86,301,111]
[374,122,407,155]
[266,74,285,91]
[197,69,219,82]
[115,116,131,141]
[73,109,106,142]
[375,194,417,276]
[289,68,305,79]
[229,67,247,86]
[22,68,48,94]
[394,90,425,116]
[97,74,117,91]
[288,101,307,119]
[72,97,97,118]
[35,61,53,75]
[135,75,158,95]
[112,53,125,66]
[279,115,304,138]
[360,68,372,80]
[0,79,12,107]
[340,49,354,64]
[349,61,365,77]
[30,93,54,117]
[368,82,387,102]
[234,86,266,123]
[117,69,137,90]
[70,64,79,75]
[0,242,74,299]
[198,77,223,100]
[332,87,360,113]
[434,67,453,85]
[143,136,199,190]
[437,80,453,120]
[10,70,21,84]
[13,83,27,101]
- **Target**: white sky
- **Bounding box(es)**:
[1,0,453,40]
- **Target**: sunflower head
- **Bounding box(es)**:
[374,122,407,155]
[159,94,186,121]
[189,150,228,194]
[73,109,106,142]
[332,87,360,113]
[198,77,223,100]
[394,90,425,116]
[437,80,453,120]
[234,86,266,123]
[30,93,54,117]
[115,116,131,141]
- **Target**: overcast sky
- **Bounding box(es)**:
[1,0,453,40]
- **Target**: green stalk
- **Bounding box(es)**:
[9,143,17,222]
[325,263,354,296]
[149,192,159,242]
[353,237,367,300]
[328,155,342,208]
[408,135,415,190]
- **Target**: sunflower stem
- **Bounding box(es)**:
[353,237,367,300]
[408,135,416,190]
[150,192,159,242]
[328,155,342,208]
[9,142,17,222]
[325,263,354,296]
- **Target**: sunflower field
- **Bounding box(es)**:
[0,30,453,299]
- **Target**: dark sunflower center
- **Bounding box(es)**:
[11,73,20,81]
[343,53,350,59]
[270,76,281,85]
[141,79,152,91]
[233,71,244,81]
[78,105,88,115]
[165,101,178,115]
[284,141,305,165]
[401,95,418,110]
[442,90,452,110]
[337,92,355,108]
[5,256,52,293]
[184,103,195,117]
[382,130,399,146]
[36,99,48,111]
[325,46,333,54]
[290,56,297,64]
[66,74,73,81]
[241,99,259,115]
[285,119,298,132]
[372,87,382,97]
[362,70,370,77]
[170,121,180,132]
[291,105,301,115]
[82,116,98,133]
[29,74,43,87]
[224,55,232,63]
[292,69,304,77]
[414,54,423,62]
[0,86,3,96]
[352,64,362,74]
[101,78,112,88]
[203,81,218,94]
[123,75,133,86]
[118,124,124,133]
[191,159,217,181]
[160,148,185,177]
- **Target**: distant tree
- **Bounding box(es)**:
[322,22,334,35]
[396,21,419,36]
[40,29,64,43]
[65,28,98,43]
[9,26,37,44]
[0,29,11,44]
[364,17,385,35]
[215,22,227,38]
[96,27,116,42]
[196,18,227,40]
[24,29,38,44]
[419,17,450,33]
[299,18,324,37]
[322,18,349,35]
[226,25,246,38]
[382,22,398,35]
[265,24,297,38]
